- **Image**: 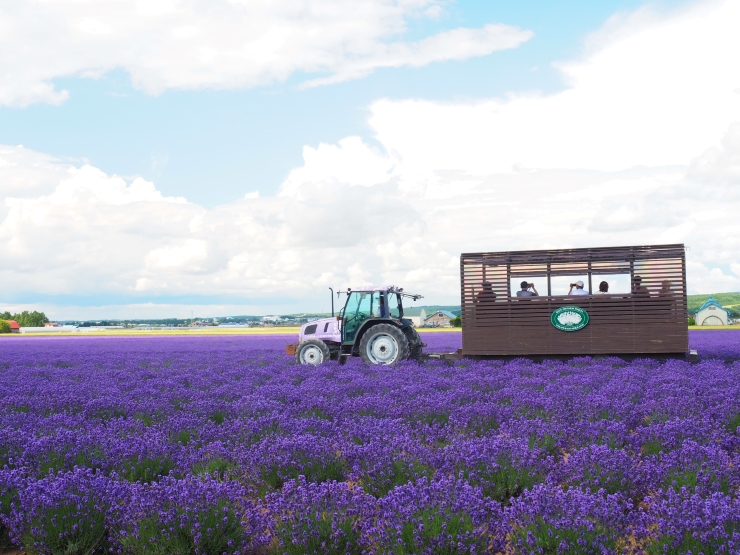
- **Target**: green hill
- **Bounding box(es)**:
[688,292,740,317]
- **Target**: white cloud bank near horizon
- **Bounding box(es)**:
[2,0,740,319]
[0,0,531,107]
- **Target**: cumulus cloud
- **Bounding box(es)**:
[0,0,531,107]
[0,145,71,200]
[2,0,740,318]
[368,1,740,174]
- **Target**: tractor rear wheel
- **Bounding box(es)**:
[404,327,424,360]
[296,339,331,365]
[359,324,410,365]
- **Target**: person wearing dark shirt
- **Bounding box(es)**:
[632,275,650,297]
[476,281,497,304]
[516,281,538,297]
[659,280,673,297]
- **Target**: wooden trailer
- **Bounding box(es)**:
[459,244,689,357]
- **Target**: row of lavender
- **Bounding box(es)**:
[0,332,739,554]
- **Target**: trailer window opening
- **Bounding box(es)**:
[509,277,542,297]
[590,274,631,295]
[548,275,591,295]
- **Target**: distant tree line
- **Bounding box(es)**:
[0,310,50,327]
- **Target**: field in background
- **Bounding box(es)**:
[689,324,740,330]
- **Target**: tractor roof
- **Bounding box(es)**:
[347,285,423,300]
[349,285,399,292]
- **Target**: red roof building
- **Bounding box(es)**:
[8,320,20,333]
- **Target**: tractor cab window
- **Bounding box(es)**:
[343,291,374,343]
[388,293,402,318]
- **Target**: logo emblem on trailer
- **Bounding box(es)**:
[551,306,589,331]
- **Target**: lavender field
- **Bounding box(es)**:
[1,331,740,554]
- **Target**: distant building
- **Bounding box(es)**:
[402,308,427,327]
[695,296,731,326]
[424,310,456,327]
[44,322,59,327]
[8,320,20,333]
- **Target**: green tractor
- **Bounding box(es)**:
[286,285,425,365]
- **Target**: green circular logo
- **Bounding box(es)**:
[551,306,589,332]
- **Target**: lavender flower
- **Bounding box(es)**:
[0,330,738,553]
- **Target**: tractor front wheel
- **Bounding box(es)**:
[359,324,410,365]
[295,339,331,365]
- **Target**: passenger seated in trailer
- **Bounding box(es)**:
[632,275,650,297]
[598,281,609,294]
[659,280,673,297]
[516,281,539,297]
[568,280,589,295]
[656,280,678,316]
[476,281,497,303]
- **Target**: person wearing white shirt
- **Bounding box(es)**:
[568,280,590,295]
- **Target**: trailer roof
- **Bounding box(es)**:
[461,244,685,264]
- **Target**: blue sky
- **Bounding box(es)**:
[1,0,658,207]
[0,0,738,319]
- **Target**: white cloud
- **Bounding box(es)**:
[368,1,740,174]
[145,239,209,271]
[2,0,740,317]
[301,23,533,87]
[0,0,531,106]
[278,137,397,197]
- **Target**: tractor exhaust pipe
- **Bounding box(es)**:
[329,288,334,317]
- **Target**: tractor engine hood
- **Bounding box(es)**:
[298,317,341,343]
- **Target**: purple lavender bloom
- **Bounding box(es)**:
[637,489,740,554]
[372,476,504,554]
[111,474,269,554]
[505,484,632,554]
[263,476,376,555]
[1,467,123,555]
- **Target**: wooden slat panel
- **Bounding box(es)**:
[460,244,688,356]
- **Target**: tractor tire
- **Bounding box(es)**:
[295,339,331,366]
[359,324,410,365]
[404,327,425,360]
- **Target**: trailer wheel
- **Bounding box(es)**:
[359,324,410,365]
[295,339,330,366]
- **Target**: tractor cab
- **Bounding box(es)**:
[340,287,404,343]
[287,285,425,365]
